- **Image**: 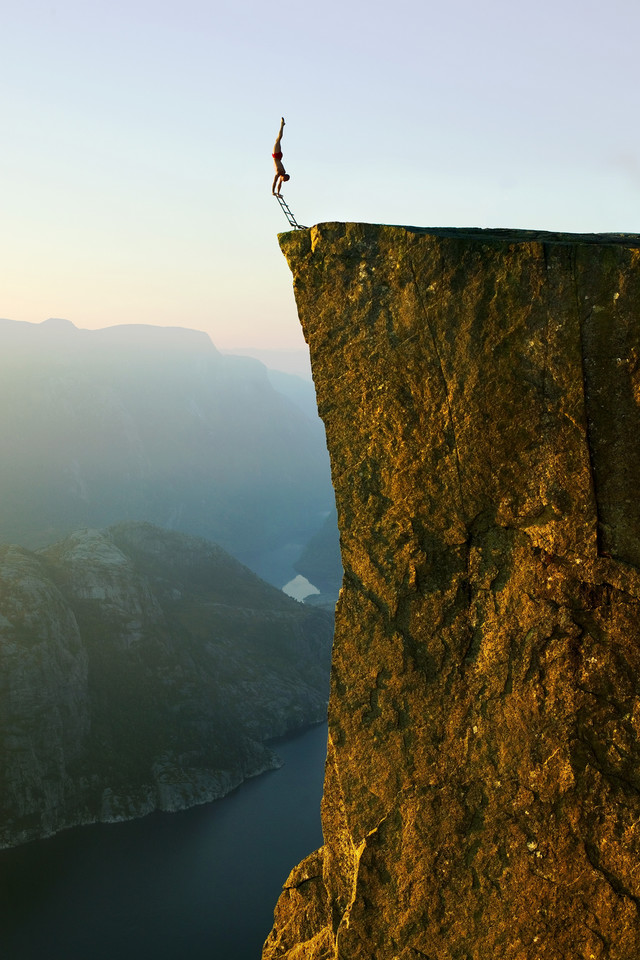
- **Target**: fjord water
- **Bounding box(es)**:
[0,723,327,960]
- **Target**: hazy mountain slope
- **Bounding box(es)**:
[0,318,333,584]
[292,506,343,605]
[0,522,333,849]
[265,368,322,424]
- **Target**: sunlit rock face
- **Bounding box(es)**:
[0,522,333,848]
[264,223,640,959]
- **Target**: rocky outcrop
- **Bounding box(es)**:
[0,522,332,848]
[264,224,640,959]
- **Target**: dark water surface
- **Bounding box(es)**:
[0,723,328,960]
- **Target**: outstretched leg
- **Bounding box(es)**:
[273,117,285,154]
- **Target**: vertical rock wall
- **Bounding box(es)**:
[264,223,640,959]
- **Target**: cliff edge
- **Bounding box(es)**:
[264,223,640,959]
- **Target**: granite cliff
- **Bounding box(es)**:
[0,522,332,848]
[264,224,640,959]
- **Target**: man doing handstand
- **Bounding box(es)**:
[272,117,290,195]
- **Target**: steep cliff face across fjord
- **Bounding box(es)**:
[264,223,640,960]
[0,522,332,849]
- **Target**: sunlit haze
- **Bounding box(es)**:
[2,0,639,350]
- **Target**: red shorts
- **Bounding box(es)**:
[272,152,283,159]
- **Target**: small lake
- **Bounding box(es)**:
[0,722,328,960]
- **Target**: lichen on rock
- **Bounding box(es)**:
[264,223,640,959]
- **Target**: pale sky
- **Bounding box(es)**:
[2,0,639,350]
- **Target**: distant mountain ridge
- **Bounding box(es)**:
[0,522,333,849]
[222,346,313,380]
[0,318,334,585]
